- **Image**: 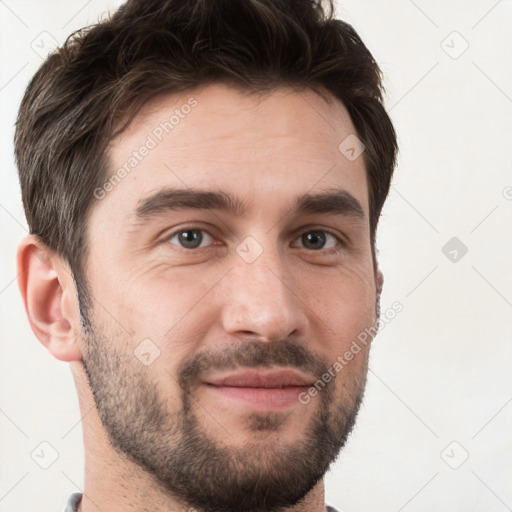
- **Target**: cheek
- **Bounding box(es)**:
[316,273,374,399]
[94,264,225,370]
[302,259,377,335]
[93,255,213,321]
[297,267,376,384]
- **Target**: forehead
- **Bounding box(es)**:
[101,83,368,220]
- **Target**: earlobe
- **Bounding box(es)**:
[16,235,82,362]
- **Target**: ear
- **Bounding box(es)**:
[16,235,82,362]
[376,269,384,297]
[375,268,384,324]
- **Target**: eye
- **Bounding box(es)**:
[167,228,215,249]
[293,230,340,251]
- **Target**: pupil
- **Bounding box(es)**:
[303,231,326,250]
[179,229,202,248]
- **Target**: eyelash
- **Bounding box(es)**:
[164,226,345,251]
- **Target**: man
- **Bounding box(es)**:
[14,0,397,511]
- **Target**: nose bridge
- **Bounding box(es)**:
[221,238,306,341]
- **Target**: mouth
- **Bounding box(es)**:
[201,369,315,410]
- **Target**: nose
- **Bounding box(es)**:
[220,245,308,343]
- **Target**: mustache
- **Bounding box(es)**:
[178,339,329,390]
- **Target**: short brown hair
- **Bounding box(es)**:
[15,0,397,307]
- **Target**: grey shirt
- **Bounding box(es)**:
[64,493,82,512]
[64,492,340,511]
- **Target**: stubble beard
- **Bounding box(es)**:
[80,313,369,512]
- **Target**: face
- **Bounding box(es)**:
[80,83,380,512]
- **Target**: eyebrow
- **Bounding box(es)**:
[132,187,365,225]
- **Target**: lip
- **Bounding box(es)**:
[203,369,315,388]
[202,369,315,410]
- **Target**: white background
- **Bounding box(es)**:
[1,1,511,511]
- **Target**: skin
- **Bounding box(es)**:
[17,83,383,512]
